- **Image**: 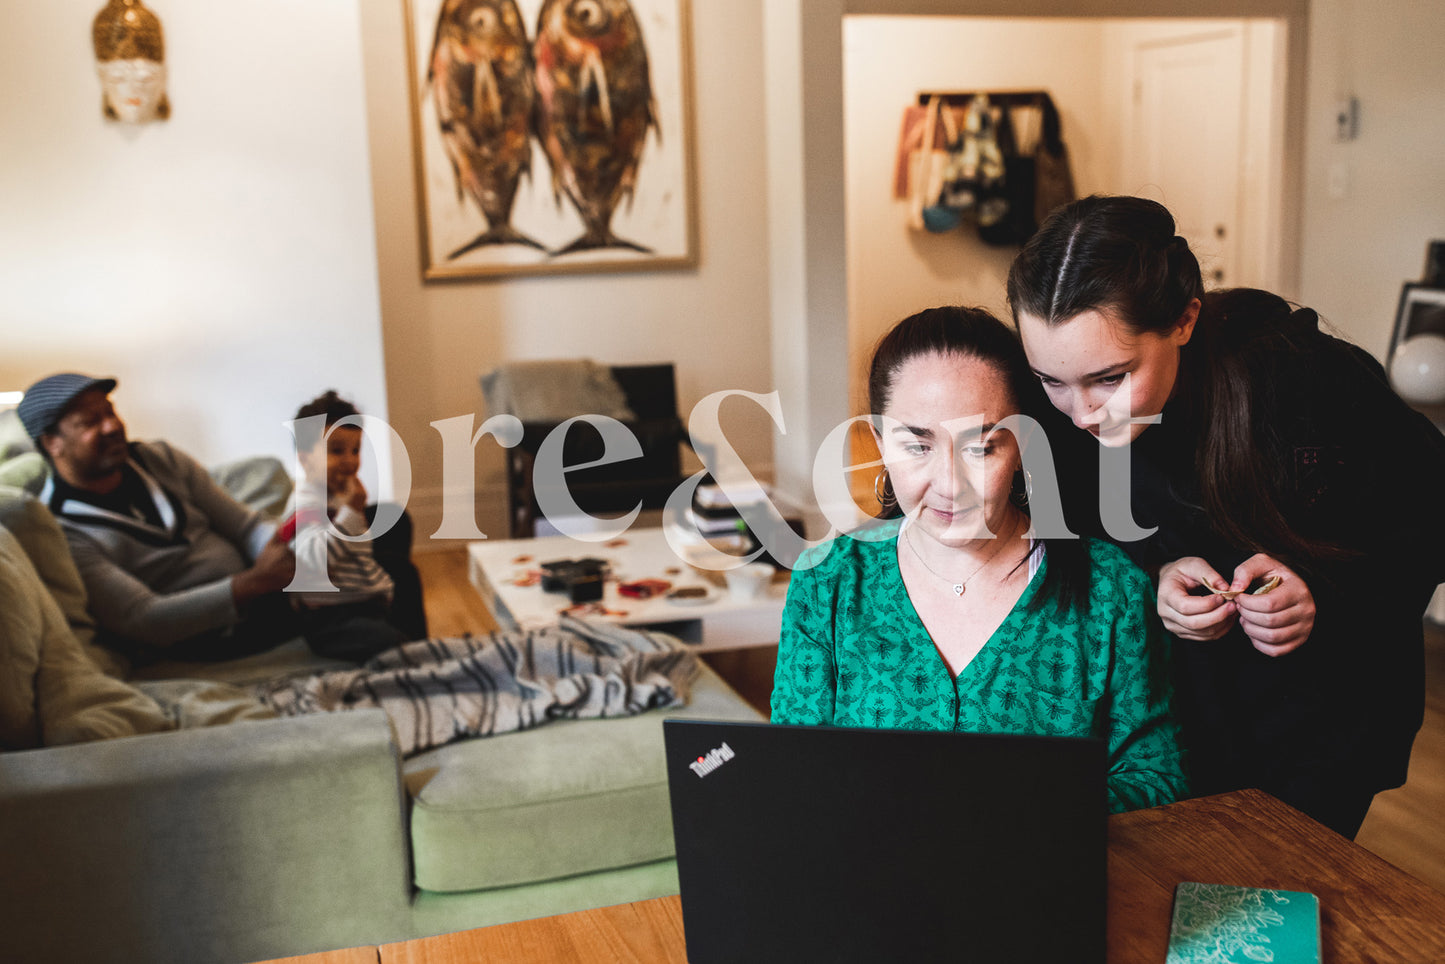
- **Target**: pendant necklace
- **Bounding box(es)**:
[902,520,1016,598]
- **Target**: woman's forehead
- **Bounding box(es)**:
[883,352,1015,421]
[1020,307,1134,342]
[1018,308,1150,371]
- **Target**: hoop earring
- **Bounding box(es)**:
[873,468,897,509]
[1010,468,1033,508]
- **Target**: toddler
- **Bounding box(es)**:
[285,391,417,661]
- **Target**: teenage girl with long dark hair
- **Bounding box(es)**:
[1008,194,1445,837]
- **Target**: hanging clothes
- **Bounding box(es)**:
[894,90,1077,246]
[1031,95,1078,231]
[937,94,1008,226]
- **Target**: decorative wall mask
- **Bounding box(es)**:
[92,0,170,123]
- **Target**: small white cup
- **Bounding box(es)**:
[724,561,774,601]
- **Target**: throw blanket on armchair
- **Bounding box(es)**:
[253,615,698,756]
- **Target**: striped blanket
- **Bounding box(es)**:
[253,615,698,756]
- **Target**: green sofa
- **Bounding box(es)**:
[0,440,763,964]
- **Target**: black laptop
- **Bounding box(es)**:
[663,719,1107,964]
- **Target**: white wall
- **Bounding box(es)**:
[843,16,1111,414]
[357,0,777,542]
[1300,0,1445,358]
[0,0,390,479]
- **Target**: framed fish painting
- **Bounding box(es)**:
[404,0,697,280]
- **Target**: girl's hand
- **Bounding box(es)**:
[1157,556,1239,641]
[1230,553,1315,657]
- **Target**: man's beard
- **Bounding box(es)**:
[85,434,130,477]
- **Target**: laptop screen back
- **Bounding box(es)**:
[664,719,1106,964]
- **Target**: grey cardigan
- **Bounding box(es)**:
[41,440,274,648]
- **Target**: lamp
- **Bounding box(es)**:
[1389,334,1445,406]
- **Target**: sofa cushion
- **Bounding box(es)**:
[0,485,128,677]
[0,453,47,495]
[0,409,33,462]
[403,660,762,893]
[209,455,293,519]
[0,526,172,749]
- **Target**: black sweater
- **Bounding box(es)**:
[1041,314,1445,809]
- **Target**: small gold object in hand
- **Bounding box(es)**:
[1207,575,1282,600]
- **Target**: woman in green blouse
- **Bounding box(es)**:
[770,306,1187,813]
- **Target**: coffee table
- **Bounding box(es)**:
[467,527,788,652]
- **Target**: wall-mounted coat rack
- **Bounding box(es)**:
[898,88,1076,245]
[915,90,1065,157]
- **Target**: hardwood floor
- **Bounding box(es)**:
[1355,621,1445,893]
[415,547,1445,893]
[415,548,499,637]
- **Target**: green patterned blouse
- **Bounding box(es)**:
[770,521,1187,813]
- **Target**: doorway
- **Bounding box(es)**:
[1129,29,1247,286]
[840,15,1290,518]
[757,1,1306,525]
[1117,20,1287,292]
[844,15,1289,349]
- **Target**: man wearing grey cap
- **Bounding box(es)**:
[20,373,299,662]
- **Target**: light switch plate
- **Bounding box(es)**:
[1335,96,1359,141]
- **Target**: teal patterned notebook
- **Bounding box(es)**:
[1165,882,1321,963]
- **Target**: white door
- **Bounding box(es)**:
[1126,29,1246,289]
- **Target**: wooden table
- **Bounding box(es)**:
[1106,788,1445,963]
[260,789,1445,963]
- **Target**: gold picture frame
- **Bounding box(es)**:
[404,0,698,281]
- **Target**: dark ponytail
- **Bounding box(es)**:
[1184,289,1355,570]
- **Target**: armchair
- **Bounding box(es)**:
[489,363,692,538]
